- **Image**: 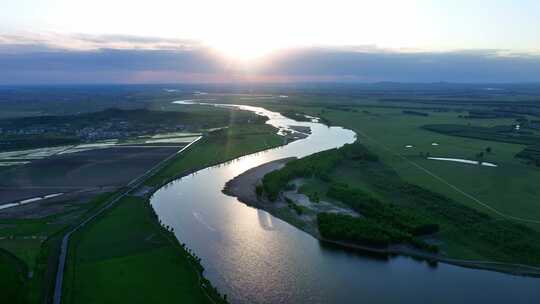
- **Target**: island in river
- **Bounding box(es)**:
[223,156,540,278]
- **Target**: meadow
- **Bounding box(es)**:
[62,196,223,304]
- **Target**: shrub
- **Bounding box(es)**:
[255,184,263,197]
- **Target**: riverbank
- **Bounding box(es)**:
[144,123,304,187]
[223,158,540,278]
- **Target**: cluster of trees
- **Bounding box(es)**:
[279,111,313,122]
[262,143,377,200]
[475,148,492,161]
[402,110,429,117]
[460,110,521,119]
[285,197,306,215]
[324,183,439,251]
[317,213,438,252]
[262,148,342,200]
[516,144,540,167]
[318,213,398,247]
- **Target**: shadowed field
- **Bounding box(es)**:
[0,146,181,205]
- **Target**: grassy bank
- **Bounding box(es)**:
[62,196,226,304]
[145,123,283,186]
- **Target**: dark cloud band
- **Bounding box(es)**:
[1,34,539,84]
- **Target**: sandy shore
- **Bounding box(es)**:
[223,159,540,278]
[223,157,296,209]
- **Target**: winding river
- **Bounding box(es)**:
[150,103,540,304]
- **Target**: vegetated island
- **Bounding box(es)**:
[223,142,540,277]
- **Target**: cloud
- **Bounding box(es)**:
[255,47,540,83]
[1,33,540,84]
[0,32,201,52]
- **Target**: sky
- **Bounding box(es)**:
[1,0,540,84]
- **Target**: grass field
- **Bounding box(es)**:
[63,196,219,304]
[0,249,26,304]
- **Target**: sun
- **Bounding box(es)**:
[208,37,278,62]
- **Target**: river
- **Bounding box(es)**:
[150,102,540,304]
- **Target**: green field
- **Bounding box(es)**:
[0,249,26,304]
[63,196,222,304]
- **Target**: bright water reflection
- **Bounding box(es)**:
[151,103,539,304]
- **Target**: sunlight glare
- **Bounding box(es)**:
[208,36,278,61]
